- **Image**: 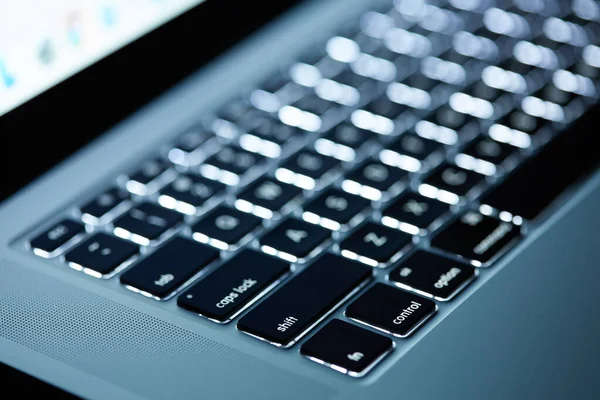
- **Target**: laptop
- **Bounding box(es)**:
[1,0,599,398]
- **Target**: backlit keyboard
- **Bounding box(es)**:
[24,0,600,379]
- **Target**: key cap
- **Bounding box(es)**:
[126,158,171,195]
[236,178,301,218]
[201,146,265,185]
[178,250,290,323]
[421,163,485,202]
[465,80,504,103]
[120,236,219,299]
[113,202,183,245]
[291,94,336,116]
[431,211,521,266]
[340,222,413,267]
[533,84,577,107]
[389,250,477,301]
[243,114,298,145]
[403,73,440,93]
[320,122,376,150]
[459,137,515,166]
[498,57,536,76]
[343,162,408,200]
[30,219,85,258]
[303,188,369,231]
[300,319,394,377]
[65,233,139,277]
[216,99,252,123]
[239,114,298,157]
[158,174,224,214]
[315,122,376,162]
[80,188,129,224]
[363,95,408,121]
[382,192,449,234]
[482,106,600,220]
[428,106,473,132]
[192,206,261,249]
[260,218,330,262]
[345,283,437,337]
[237,253,373,347]
[169,128,211,165]
[331,69,375,90]
[276,150,339,189]
[381,133,443,172]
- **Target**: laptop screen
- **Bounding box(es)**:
[0,0,206,116]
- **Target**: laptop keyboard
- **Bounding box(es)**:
[25,0,600,378]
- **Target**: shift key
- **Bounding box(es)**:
[237,253,373,348]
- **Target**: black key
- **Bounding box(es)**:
[127,158,170,187]
[332,69,374,89]
[497,109,547,137]
[237,178,301,215]
[320,123,376,150]
[382,192,449,231]
[438,49,473,66]
[192,206,261,247]
[465,80,503,103]
[386,133,443,162]
[303,188,369,229]
[428,106,472,132]
[344,162,408,196]
[80,188,128,223]
[278,151,339,181]
[240,113,298,145]
[533,84,576,107]
[363,96,407,120]
[422,163,485,198]
[573,58,599,80]
[30,219,85,257]
[159,174,224,212]
[340,222,413,266]
[292,94,335,116]
[482,106,600,220]
[65,233,139,277]
[300,319,394,377]
[498,58,535,76]
[237,253,372,347]
[260,218,330,261]
[345,283,437,338]
[113,202,183,244]
[120,237,219,299]
[203,146,265,178]
[178,250,290,323]
[404,73,439,92]
[369,46,403,64]
[389,251,476,301]
[431,211,521,266]
[171,128,210,155]
[460,137,515,165]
